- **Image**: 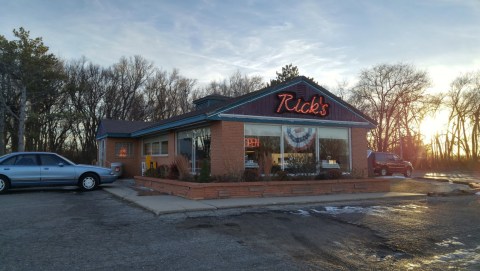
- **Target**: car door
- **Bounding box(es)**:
[0,154,41,185]
[389,154,403,173]
[39,154,76,184]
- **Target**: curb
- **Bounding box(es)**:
[104,183,426,216]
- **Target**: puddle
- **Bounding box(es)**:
[291,204,429,217]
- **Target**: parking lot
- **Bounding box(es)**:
[1,178,479,270]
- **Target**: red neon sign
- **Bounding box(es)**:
[245,138,260,148]
[276,92,329,117]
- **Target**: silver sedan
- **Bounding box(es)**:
[0,152,117,193]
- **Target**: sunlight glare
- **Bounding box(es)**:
[420,110,449,144]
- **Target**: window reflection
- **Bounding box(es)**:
[244,124,351,174]
[284,127,316,174]
[244,125,281,175]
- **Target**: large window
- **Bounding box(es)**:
[244,124,351,174]
[244,124,281,174]
[143,135,169,156]
[318,127,350,171]
[284,126,316,174]
[177,127,211,173]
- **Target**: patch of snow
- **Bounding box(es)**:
[291,209,310,216]
[436,237,465,247]
[416,245,480,269]
[308,204,428,217]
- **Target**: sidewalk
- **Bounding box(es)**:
[103,179,425,215]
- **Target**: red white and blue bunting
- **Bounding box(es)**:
[285,127,316,149]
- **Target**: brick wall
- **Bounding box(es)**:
[351,128,369,177]
[135,176,390,200]
[104,138,142,177]
[210,121,245,176]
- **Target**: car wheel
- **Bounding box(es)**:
[404,168,412,178]
[0,176,9,194]
[380,167,388,176]
[79,173,98,191]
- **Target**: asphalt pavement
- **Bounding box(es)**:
[102,179,427,215]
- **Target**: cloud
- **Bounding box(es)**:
[1,0,479,92]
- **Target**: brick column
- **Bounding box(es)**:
[351,128,369,177]
[210,121,245,176]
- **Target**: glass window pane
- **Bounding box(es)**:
[116,143,132,158]
[284,126,316,174]
[14,154,38,166]
[318,127,350,171]
[245,124,281,136]
[40,155,64,166]
[161,141,168,155]
[245,124,281,174]
[177,128,211,173]
[0,156,17,165]
[152,142,160,155]
[318,127,348,140]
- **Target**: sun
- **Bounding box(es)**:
[419,110,449,144]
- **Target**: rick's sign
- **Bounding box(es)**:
[276,92,330,117]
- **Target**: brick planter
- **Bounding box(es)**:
[134,176,390,200]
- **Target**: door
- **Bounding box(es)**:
[0,154,41,185]
[39,154,76,184]
[388,153,404,173]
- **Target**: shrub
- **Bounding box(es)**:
[144,168,157,178]
[326,169,342,179]
[274,170,289,181]
[243,169,259,182]
[144,165,169,178]
[175,155,191,181]
[167,162,179,180]
[271,165,282,174]
[198,159,211,183]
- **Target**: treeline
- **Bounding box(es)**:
[1,28,479,169]
[430,72,480,168]
[0,28,264,163]
[343,64,480,170]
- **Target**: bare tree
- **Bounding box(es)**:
[64,58,112,162]
[144,68,196,121]
[103,55,154,121]
[348,63,431,162]
[442,71,480,162]
[194,70,264,100]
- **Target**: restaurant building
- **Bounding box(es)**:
[96,76,376,178]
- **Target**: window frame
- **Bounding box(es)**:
[115,142,134,158]
[143,135,169,156]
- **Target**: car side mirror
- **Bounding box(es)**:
[58,162,64,167]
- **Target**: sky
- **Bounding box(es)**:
[1,0,479,92]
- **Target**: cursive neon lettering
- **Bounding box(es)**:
[276,92,329,117]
